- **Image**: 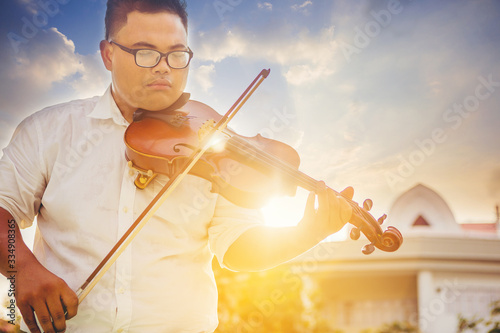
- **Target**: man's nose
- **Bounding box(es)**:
[152,56,171,74]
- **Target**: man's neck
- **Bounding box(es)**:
[110,88,135,123]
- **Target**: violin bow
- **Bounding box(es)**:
[76,69,271,303]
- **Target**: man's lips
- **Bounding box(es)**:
[146,79,172,89]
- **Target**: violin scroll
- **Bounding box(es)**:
[346,195,403,255]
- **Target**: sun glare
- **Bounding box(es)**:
[206,133,228,153]
[261,188,349,241]
[261,190,309,228]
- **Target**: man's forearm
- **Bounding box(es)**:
[222,187,352,272]
[0,208,36,276]
[0,208,79,333]
[222,223,321,272]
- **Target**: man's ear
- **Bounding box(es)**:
[100,40,113,71]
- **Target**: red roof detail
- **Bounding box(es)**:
[460,223,498,234]
[413,215,430,226]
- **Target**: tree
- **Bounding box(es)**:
[458,300,500,333]
[362,321,420,333]
[213,261,342,333]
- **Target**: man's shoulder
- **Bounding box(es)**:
[33,95,102,121]
[12,95,103,137]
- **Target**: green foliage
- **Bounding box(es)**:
[458,300,500,333]
[362,321,420,333]
[213,261,342,333]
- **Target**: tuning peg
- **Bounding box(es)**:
[362,243,375,255]
[377,214,387,225]
[340,186,354,199]
[350,227,361,240]
[363,199,373,211]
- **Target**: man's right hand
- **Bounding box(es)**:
[16,259,78,333]
[0,208,78,333]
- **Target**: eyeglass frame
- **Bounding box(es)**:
[109,41,194,69]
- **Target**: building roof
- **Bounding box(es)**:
[387,183,461,234]
[461,223,498,234]
[385,183,499,236]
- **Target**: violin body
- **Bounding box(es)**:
[125,100,300,208]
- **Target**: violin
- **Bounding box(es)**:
[124,82,403,256]
[76,69,402,303]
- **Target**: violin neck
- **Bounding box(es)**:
[227,137,363,212]
[226,136,329,194]
[288,167,323,192]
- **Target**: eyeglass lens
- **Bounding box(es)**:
[136,49,190,68]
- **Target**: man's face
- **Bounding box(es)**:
[102,11,189,119]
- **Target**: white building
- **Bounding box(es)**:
[295,183,500,333]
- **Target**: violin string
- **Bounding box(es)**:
[222,136,365,215]
[224,136,317,189]
[226,136,333,192]
[227,137,366,219]
[225,137,394,246]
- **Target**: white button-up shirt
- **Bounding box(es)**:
[0,87,263,333]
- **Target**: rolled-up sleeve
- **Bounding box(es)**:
[208,195,264,269]
[0,114,45,228]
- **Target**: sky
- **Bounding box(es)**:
[1,0,500,231]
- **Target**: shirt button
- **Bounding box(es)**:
[123,206,129,213]
[117,287,125,294]
[117,329,124,333]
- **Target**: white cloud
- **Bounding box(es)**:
[257,2,273,11]
[0,27,110,148]
[284,64,329,86]
[195,30,247,63]
[291,1,312,13]
[192,25,339,85]
[69,50,111,98]
[17,0,38,15]
[190,64,216,93]
[10,28,83,87]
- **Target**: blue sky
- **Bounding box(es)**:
[1,0,500,226]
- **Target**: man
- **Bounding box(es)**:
[0,1,352,332]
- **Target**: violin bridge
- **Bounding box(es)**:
[198,119,216,143]
[127,161,157,189]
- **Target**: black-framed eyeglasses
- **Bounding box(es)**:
[110,41,193,69]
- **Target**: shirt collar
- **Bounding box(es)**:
[87,85,129,126]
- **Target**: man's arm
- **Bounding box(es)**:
[223,184,353,271]
[0,208,78,333]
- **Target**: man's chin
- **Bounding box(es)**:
[138,94,181,111]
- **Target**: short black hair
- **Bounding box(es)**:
[105,0,188,40]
